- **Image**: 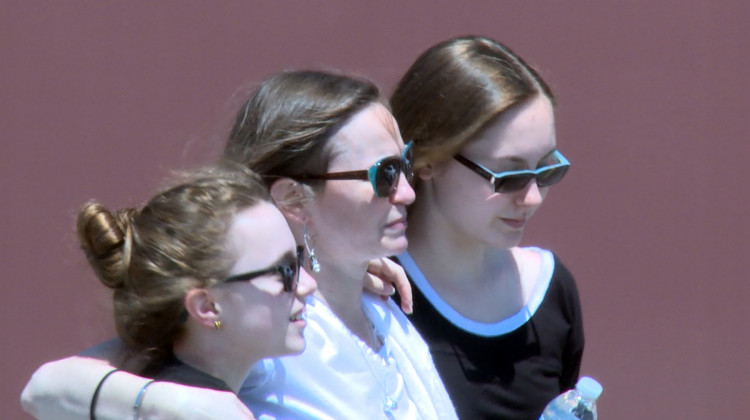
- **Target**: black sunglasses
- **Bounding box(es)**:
[454,150,570,193]
[296,141,414,198]
[222,246,305,293]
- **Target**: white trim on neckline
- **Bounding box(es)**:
[397,247,554,337]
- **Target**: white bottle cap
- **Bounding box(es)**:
[575,376,603,400]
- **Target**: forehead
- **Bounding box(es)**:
[465,96,557,160]
[226,202,296,272]
[326,103,403,168]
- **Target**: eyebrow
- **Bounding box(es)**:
[277,249,298,265]
[497,149,558,167]
[269,249,298,268]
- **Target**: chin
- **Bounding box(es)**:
[381,236,409,256]
[285,337,307,355]
[487,231,524,249]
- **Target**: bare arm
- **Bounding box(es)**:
[364,257,413,314]
[21,356,151,420]
[21,351,254,419]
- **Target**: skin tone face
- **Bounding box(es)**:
[307,102,416,268]
[424,95,557,250]
[215,202,317,362]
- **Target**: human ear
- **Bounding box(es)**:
[269,178,309,225]
[184,289,221,329]
[417,164,434,180]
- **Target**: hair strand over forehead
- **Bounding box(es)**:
[390,35,554,173]
[223,70,383,182]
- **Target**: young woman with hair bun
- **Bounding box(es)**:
[25,166,317,419]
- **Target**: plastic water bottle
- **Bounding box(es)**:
[539,376,603,420]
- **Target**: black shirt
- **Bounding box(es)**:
[152,353,232,392]
[395,250,584,419]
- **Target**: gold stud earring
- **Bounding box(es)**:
[214,320,223,330]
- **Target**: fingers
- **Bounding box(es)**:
[391,264,413,314]
[363,271,396,296]
[367,258,413,314]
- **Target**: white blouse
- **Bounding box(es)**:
[239,294,457,420]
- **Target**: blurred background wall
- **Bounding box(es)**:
[3,1,748,418]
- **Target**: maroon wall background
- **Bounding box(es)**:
[3,1,749,418]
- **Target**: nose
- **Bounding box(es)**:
[295,268,317,298]
[515,180,545,207]
[390,172,416,205]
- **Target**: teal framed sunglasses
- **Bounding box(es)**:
[297,141,414,198]
[454,150,570,193]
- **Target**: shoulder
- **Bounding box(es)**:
[152,355,231,391]
[522,248,582,320]
[362,292,408,322]
[297,296,344,345]
[240,358,337,420]
[362,293,421,340]
[515,246,580,307]
[515,246,576,285]
[550,252,575,282]
[547,251,579,296]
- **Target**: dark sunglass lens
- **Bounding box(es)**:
[403,144,414,166]
[283,246,304,292]
[495,174,534,193]
[375,160,401,197]
[297,247,305,273]
[404,167,414,185]
[403,157,414,185]
[536,166,568,187]
[280,265,295,292]
[405,145,415,182]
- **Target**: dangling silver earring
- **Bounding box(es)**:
[304,224,321,273]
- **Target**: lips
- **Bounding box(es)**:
[384,217,407,229]
[501,218,527,229]
[290,310,306,322]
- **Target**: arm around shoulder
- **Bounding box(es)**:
[21,356,121,419]
[20,355,255,420]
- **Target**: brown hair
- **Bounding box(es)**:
[77,165,269,373]
[390,35,554,174]
[223,70,381,182]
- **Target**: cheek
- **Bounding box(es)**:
[231,294,290,333]
[316,184,387,237]
[251,302,293,350]
[433,169,491,212]
[317,183,366,219]
[431,171,519,234]
[238,304,274,330]
[540,186,551,201]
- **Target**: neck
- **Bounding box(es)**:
[406,194,514,289]
[172,331,258,393]
[311,252,368,319]
[407,195,533,322]
[310,254,381,350]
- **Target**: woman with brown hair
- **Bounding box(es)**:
[225,70,455,419]
[390,35,585,419]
